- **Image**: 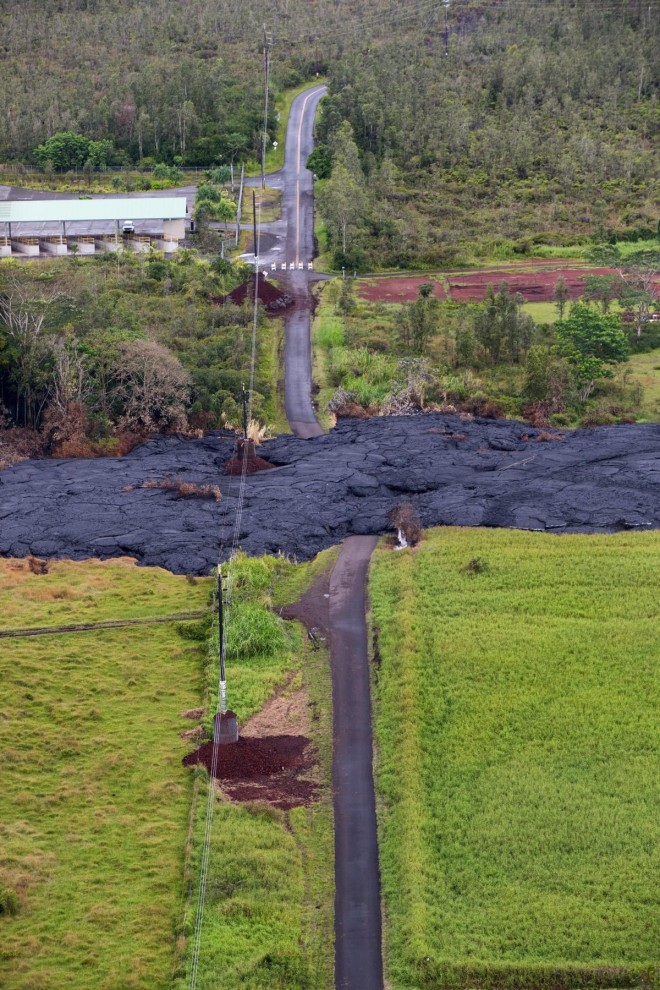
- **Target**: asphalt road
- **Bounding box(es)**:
[239,85,327,438]
[329,536,383,990]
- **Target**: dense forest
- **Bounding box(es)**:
[315,0,660,267]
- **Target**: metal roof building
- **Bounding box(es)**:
[0,197,187,257]
[0,197,186,224]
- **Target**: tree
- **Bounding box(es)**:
[0,268,60,425]
[111,339,191,433]
[473,284,535,364]
[86,139,115,169]
[582,274,623,314]
[618,266,658,337]
[523,345,573,410]
[318,162,366,254]
[397,284,440,354]
[34,132,90,171]
[307,145,332,179]
[555,303,628,400]
[552,276,570,320]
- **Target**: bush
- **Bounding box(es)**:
[0,883,19,916]
[389,502,422,547]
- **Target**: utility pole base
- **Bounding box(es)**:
[236,438,256,460]
[213,711,239,745]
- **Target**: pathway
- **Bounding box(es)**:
[329,535,383,990]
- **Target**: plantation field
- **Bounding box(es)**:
[370,529,660,989]
[0,558,211,990]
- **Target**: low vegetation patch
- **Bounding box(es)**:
[370,528,660,989]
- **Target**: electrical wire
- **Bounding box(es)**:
[187,189,263,990]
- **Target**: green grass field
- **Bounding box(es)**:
[0,558,211,990]
[179,551,336,990]
[370,529,660,989]
[628,347,660,416]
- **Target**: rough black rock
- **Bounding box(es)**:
[1,415,659,574]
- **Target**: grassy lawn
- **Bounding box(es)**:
[240,187,282,225]
[0,558,211,990]
[180,551,336,990]
[628,347,660,418]
[370,528,660,989]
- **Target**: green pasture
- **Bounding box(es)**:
[0,559,211,990]
[370,528,660,989]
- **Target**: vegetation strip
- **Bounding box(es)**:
[0,612,205,638]
[180,551,335,990]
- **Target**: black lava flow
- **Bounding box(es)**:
[1,414,659,574]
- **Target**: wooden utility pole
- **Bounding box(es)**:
[261,27,273,189]
[217,567,226,712]
[444,0,450,56]
[235,163,245,246]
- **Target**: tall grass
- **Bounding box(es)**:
[371,529,660,989]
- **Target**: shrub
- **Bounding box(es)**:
[389,502,422,547]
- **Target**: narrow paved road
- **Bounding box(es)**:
[330,535,383,990]
[262,84,327,438]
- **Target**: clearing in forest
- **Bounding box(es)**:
[370,528,659,989]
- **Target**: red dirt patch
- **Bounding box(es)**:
[448,267,633,303]
[183,734,318,810]
[223,454,275,475]
[212,273,293,312]
[358,277,446,303]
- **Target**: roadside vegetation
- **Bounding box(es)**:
[0,252,287,466]
[180,549,336,990]
[312,266,660,427]
[370,527,660,989]
[0,558,211,990]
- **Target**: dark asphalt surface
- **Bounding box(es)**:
[277,85,327,438]
[330,536,383,990]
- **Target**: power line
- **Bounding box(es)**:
[187,190,263,990]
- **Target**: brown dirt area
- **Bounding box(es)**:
[182,566,335,811]
[183,732,318,811]
[358,276,446,303]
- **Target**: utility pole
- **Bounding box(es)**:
[241,383,249,439]
[261,26,273,190]
[252,189,258,269]
[444,0,450,56]
[235,163,245,247]
[217,567,226,713]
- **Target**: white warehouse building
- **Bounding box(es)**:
[0,197,187,258]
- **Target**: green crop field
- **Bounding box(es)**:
[370,528,660,990]
[0,558,211,990]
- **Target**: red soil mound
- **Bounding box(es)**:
[212,274,293,312]
[223,454,275,475]
[183,734,317,810]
